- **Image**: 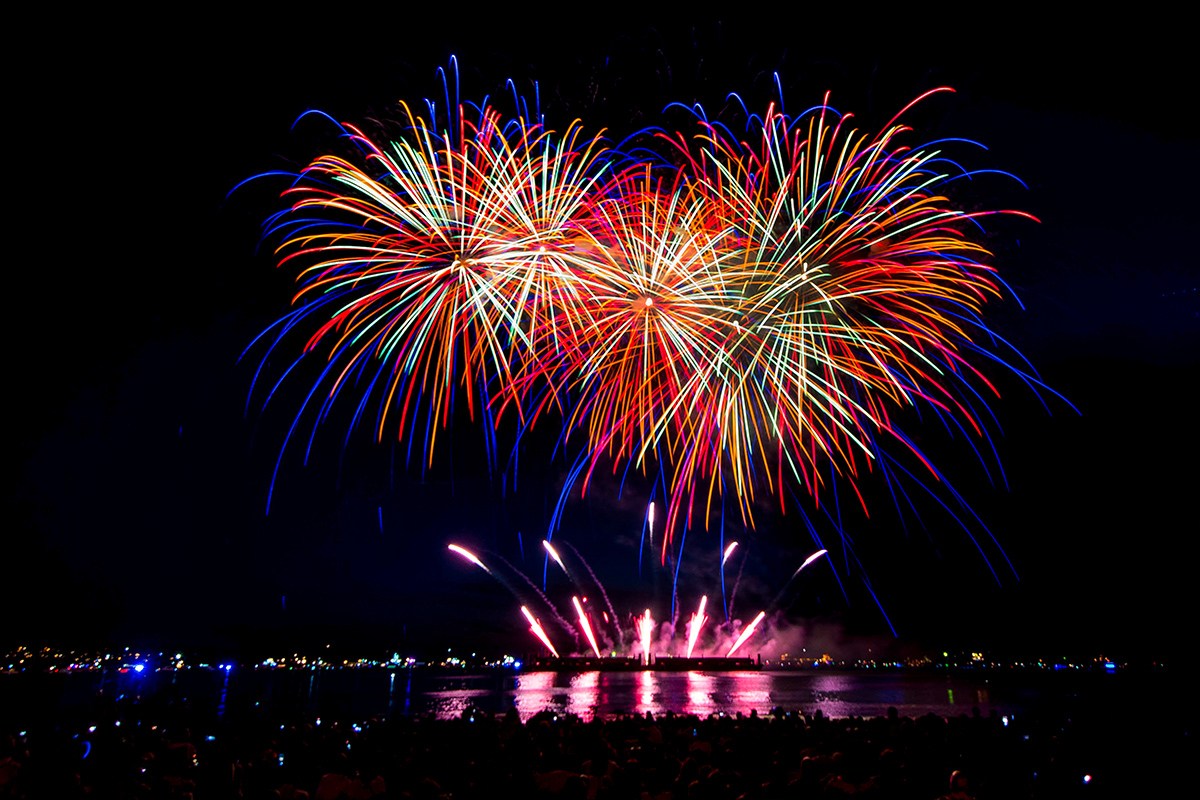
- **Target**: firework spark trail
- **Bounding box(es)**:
[520,605,560,657]
[648,501,655,546]
[637,609,654,665]
[543,540,569,575]
[448,544,490,573]
[456,534,826,659]
[767,549,830,613]
[572,596,603,658]
[797,549,829,574]
[557,540,626,650]
[489,551,582,643]
[685,595,709,658]
[726,610,767,658]
[449,545,578,644]
[727,548,749,623]
[540,538,609,645]
[720,541,740,621]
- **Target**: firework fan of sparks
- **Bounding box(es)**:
[236,61,1071,585]
[446,539,827,659]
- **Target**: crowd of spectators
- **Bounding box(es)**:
[1,693,1175,799]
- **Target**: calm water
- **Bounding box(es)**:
[1,666,1168,728]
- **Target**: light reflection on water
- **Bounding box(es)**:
[415,669,1016,722]
[1,667,1142,727]
[637,670,656,714]
[567,671,599,718]
[686,671,714,715]
[513,670,557,717]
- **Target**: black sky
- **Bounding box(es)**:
[8,12,1196,663]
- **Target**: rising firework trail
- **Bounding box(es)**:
[685,595,709,658]
[559,540,625,650]
[767,550,831,614]
[520,605,560,658]
[448,544,490,574]
[726,611,766,658]
[637,609,654,665]
[572,596,603,658]
[449,545,578,645]
[543,540,568,575]
[796,549,828,575]
[727,544,750,623]
[444,537,818,659]
[715,542,734,623]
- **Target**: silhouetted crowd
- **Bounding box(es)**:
[0,694,1184,798]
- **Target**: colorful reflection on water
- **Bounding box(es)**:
[415,669,1009,722]
[0,667,1141,727]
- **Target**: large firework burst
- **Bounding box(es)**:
[238,68,1067,593]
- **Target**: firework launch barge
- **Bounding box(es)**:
[524,656,762,671]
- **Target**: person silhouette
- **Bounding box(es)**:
[937,769,975,800]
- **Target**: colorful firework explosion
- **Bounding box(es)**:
[235,61,1071,629]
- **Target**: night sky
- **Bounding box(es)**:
[9,13,1196,664]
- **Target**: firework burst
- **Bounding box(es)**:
[630,88,1057,549]
[238,65,1071,620]
[242,93,614,505]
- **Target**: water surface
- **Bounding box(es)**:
[2,666,1164,726]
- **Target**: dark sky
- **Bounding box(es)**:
[9,13,1196,663]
